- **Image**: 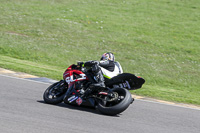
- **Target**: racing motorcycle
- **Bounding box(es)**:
[43,61,145,116]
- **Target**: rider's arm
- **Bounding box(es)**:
[99,60,115,71]
[99,60,109,67]
[84,60,99,67]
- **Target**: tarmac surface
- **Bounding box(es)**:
[0,73,200,133]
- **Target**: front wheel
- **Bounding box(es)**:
[43,80,67,104]
[97,88,132,116]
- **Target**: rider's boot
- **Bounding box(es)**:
[89,82,105,88]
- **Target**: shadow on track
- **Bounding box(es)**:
[37,100,121,117]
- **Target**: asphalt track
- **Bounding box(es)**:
[0,74,200,133]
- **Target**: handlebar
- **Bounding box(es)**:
[76,61,100,73]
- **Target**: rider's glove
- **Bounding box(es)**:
[77,61,84,67]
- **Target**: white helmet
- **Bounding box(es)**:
[100,52,115,61]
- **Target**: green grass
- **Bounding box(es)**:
[0,0,199,105]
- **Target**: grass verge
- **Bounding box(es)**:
[0,0,199,105]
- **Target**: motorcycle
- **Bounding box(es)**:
[43,61,145,116]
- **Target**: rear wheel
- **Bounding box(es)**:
[97,88,132,116]
[43,80,67,104]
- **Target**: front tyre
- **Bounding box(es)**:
[43,80,67,105]
[97,88,132,116]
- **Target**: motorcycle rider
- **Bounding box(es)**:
[99,52,123,79]
[84,52,123,89]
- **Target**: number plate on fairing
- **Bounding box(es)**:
[114,81,131,89]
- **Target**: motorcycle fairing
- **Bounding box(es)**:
[63,65,88,88]
[105,73,145,90]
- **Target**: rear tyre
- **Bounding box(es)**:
[43,80,67,105]
[97,88,132,116]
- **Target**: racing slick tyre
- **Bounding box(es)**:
[97,87,132,116]
[43,80,67,105]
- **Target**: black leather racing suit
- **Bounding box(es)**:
[84,60,115,88]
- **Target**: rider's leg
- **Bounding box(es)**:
[89,63,105,88]
[90,70,105,88]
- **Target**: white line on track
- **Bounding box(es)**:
[136,98,200,111]
[0,74,52,85]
